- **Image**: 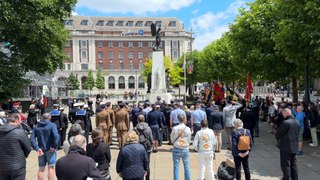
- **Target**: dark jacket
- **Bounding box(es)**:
[208,111,224,130]
[135,122,154,152]
[86,142,111,171]
[275,116,300,154]
[231,127,253,157]
[30,120,60,151]
[27,109,38,125]
[0,124,31,175]
[307,110,319,128]
[147,110,163,128]
[56,146,103,180]
[241,110,257,130]
[116,143,148,179]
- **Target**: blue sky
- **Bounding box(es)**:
[74,0,254,50]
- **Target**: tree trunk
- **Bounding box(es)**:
[291,76,298,103]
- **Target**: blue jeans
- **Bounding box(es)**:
[193,123,201,136]
[172,148,190,180]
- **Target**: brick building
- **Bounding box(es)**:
[60,16,193,96]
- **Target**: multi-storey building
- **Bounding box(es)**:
[61,16,193,95]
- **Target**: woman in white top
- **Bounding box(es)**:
[193,119,217,180]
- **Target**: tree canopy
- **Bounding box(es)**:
[96,69,105,90]
[0,0,76,101]
[83,70,95,91]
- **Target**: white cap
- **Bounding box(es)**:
[84,104,88,108]
[73,103,79,107]
[99,102,105,105]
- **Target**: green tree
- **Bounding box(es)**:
[142,56,183,86]
[0,0,76,101]
[83,70,95,91]
[96,69,105,90]
[68,73,79,91]
[227,0,301,101]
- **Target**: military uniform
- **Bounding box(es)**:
[96,109,111,143]
[106,106,115,144]
[75,108,90,140]
[50,108,63,148]
[115,108,130,148]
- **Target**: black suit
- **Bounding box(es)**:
[275,116,300,180]
[241,110,257,143]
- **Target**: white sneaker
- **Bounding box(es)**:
[309,143,318,147]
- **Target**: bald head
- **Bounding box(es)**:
[297,106,304,112]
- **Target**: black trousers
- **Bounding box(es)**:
[0,172,26,180]
[234,155,251,180]
[280,151,298,180]
[60,128,67,147]
[146,152,151,180]
[248,128,255,143]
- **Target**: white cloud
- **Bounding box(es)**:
[76,0,199,15]
[191,0,246,50]
[192,9,199,15]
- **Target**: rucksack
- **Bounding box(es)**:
[136,128,152,151]
[237,129,250,151]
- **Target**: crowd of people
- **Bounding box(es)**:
[0,93,319,180]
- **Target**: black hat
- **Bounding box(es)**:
[117,100,123,104]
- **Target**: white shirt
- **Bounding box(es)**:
[193,127,216,154]
[223,102,242,127]
[171,123,191,149]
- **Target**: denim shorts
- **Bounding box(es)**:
[38,150,57,167]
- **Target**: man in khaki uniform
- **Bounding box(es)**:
[95,103,111,143]
[115,103,130,148]
[105,102,115,144]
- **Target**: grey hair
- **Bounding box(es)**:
[71,135,87,149]
[42,113,51,120]
[7,113,20,123]
[282,108,292,116]
[233,118,243,128]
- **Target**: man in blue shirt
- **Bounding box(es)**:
[170,102,186,129]
[30,113,60,180]
[191,103,207,135]
[294,105,305,155]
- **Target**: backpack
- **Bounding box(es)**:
[237,129,250,151]
[136,128,152,151]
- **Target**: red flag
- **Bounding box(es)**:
[245,72,253,101]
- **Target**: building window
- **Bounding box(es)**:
[65,20,74,25]
[108,76,115,89]
[97,41,103,47]
[108,52,114,60]
[109,63,114,70]
[81,40,87,47]
[81,20,88,25]
[138,52,143,59]
[98,51,104,60]
[118,41,123,48]
[138,42,143,48]
[139,63,144,70]
[81,64,88,70]
[127,21,133,27]
[118,52,123,59]
[107,21,114,26]
[155,21,162,27]
[97,20,104,26]
[119,63,124,70]
[169,21,176,27]
[172,41,178,49]
[108,41,113,48]
[81,50,87,59]
[67,64,71,70]
[129,63,134,70]
[145,21,152,27]
[173,50,178,59]
[117,21,124,26]
[119,76,125,89]
[66,41,71,47]
[138,76,145,88]
[128,76,135,89]
[128,41,133,48]
[99,63,104,70]
[129,52,134,59]
[148,52,152,58]
[148,42,153,48]
[136,21,143,27]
